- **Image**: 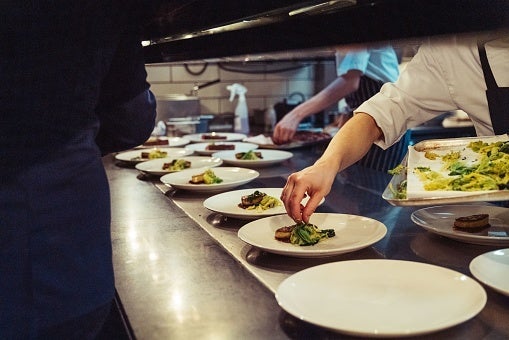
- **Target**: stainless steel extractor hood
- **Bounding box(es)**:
[142,0,509,63]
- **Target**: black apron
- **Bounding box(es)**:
[478,42,509,135]
[345,75,385,111]
[348,75,410,172]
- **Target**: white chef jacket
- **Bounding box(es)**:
[355,34,509,149]
[336,47,400,83]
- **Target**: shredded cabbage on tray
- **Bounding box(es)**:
[414,140,509,191]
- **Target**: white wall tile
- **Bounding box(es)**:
[146,66,170,83]
[172,64,219,82]
[146,61,326,116]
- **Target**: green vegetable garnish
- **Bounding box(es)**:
[289,223,335,246]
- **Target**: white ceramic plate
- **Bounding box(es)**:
[135,156,222,176]
[212,149,293,167]
[185,142,259,156]
[138,136,190,148]
[276,260,487,337]
[411,205,509,246]
[160,167,259,193]
[115,147,193,164]
[203,188,325,220]
[470,248,509,296]
[184,132,247,143]
[237,213,387,258]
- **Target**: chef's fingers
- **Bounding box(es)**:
[273,127,295,145]
[282,173,308,222]
[301,194,323,224]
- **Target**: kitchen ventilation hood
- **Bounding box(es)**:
[142,0,509,63]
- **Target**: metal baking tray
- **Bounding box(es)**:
[254,130,332,150]
[382,135,509,207]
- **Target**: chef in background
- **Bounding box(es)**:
[272,46,400,144]
[0,1,160,338]
[280,32,509,223]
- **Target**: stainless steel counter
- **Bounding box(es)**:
[104,145,509,339]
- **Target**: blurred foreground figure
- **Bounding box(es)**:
[0,1,159,338]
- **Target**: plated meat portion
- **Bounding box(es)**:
[143,137,169,146]
[291,131,331,143]
[453,214,490,231]
[206,143,235,150]
[238,190,281,211]
[202,133,227,140]
[239,190,266,208]
[274,226,294,243]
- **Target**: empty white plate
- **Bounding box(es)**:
[470,248,509,296]
[276,260,487,337]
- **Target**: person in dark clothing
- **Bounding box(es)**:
[0,1,158,338]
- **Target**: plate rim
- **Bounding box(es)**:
[184,132,247,143]
[203,187,324,220]
[115,147,193,163]
[137,136,190,148]
[237,213,387,258]
[159,166,260,192]
[469,248,509,296]
[276,259,487,337]
[134,155,222,175]
[185,142,259,155]
[211,149,294,166]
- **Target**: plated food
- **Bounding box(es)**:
[185,142,258,156]
[453,213,490,231]
[201,133,228,140]
[212,149,293,167]
[235,150,263,160]
[184,132,247,143]
[189,169,223,184]
[135,156,222,176]
[244,131,331,150]
[237,213,387,257]
[274,222,335,246]
[115,147,193,164]
[411,205,509,245]
[139,136,190,148]
[203,188,324,220]
[160,167,259,193]
[162,159,191,171]
[383,135,509,206]
[238,190,282,211]
[276,260,486,337]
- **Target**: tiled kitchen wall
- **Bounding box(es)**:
[145,60,337,119]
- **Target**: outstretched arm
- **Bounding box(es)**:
[280,112,382,223]
[272,70,362,144]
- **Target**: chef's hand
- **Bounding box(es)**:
[280,162,336,223]
[272,113,300,144]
